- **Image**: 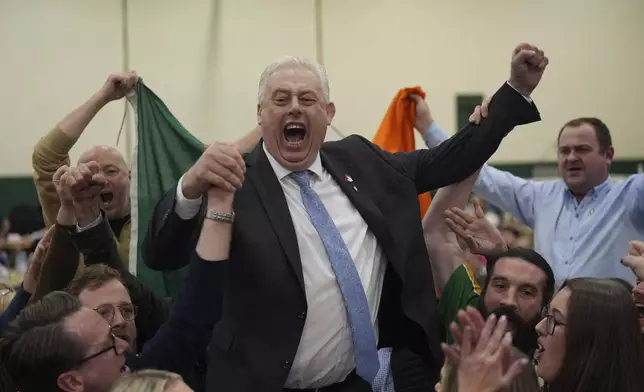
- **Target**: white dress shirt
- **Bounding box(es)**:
[174,144,387,388]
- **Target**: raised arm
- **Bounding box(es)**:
[233,126,262,154]
[131,176,237,376]
[423,170,480,292]
[387,44,548,194]
[418,92,542,227]
[144,141,245,271]
[32,72,139,227]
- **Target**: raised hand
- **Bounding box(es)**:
[468,96,492,125]
[182,141,246,199]
[62,162,106,226]
[53,165,74,208]
[622,240,644,281]
[445,198,507,256]
[99,70,139,102]
[456,315,528,392]
[410,94,433,133]
[442,306,487,364]
[508,43,548,97]
[22,226,55,294]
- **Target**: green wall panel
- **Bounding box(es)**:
[0,177,38,217]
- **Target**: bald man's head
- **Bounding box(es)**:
[78,146,131,220]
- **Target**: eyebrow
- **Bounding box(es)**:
[551,308,566,321]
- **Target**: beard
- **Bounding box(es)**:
[480,303,540,356]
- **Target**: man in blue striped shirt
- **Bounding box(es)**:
[416,98,644,287]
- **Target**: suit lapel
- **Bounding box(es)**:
[245,145,305,291]
[320,149,404,282]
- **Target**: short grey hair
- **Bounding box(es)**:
[257,56,330,104]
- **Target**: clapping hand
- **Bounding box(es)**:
[622,240,644,281]
[445,199,507,256]
[22,226,55,294]
[456,314,528,392]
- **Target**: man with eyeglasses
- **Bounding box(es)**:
[66,264,139,351]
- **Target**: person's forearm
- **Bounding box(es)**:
[233,126,262,155]
[57,91,109,140]
[0,285,32,334]
[74,203,101,228]
[71,213,127,273]
[56,205,76,226]
[421,122,451,149]
[196,195,234,260]
[423,170,480,290]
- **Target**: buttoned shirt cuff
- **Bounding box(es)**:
[175,175,202,220]
[77,214,102,233]
[506,81,533,103]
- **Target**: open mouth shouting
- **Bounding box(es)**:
[283,122,307,148]
[100,190,114,207]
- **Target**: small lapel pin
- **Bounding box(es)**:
[588,208,595,216]
[344,174,358,191]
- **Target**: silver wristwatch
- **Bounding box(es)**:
[205,209,235,224]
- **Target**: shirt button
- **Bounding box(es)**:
[575,214,579,218]
[297,311,306,319]
[564,260,569,265]
[569,237,573,241]
[283,360,291,369]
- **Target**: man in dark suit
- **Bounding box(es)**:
[144,43,549,392]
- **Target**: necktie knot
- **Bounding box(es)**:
[290,170,313,190]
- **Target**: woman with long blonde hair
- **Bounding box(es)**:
[110,370,192,392]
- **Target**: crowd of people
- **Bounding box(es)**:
[0,41,643,392]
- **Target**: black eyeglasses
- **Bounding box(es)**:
[94,303,137,325]
[542,313,566,336]
[79,332,120,364]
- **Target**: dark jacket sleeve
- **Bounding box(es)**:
[142,183,204,271]
[70,215,171,350]
[365,82,540,193]
[31,224,79,302]
[126,254,228,376]
[0,285,31,335]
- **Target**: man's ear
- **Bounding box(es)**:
[325,102,336,124]
[57,370,84,392]
[256,104,262,125]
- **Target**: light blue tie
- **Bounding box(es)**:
[290,171,394,391]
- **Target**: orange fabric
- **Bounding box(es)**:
[373,86,432,216]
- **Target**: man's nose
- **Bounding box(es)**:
[565,151,579,162]
[500,288,518,308]
[115,335,130,355]
[112,308,126,327]
[288,96,302,114]
[535,317,546,335]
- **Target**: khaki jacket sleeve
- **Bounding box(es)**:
[32,128,76,227]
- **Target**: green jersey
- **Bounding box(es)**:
[437,262,482,344]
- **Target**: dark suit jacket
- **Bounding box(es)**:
[143,83,540,392]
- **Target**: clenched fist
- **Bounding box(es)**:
[182,141,246,199]
[62,162,105,203]
[53,165,74,208]
[59,162,106,226]
[98,70,139,103]
[508,43,548,97]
